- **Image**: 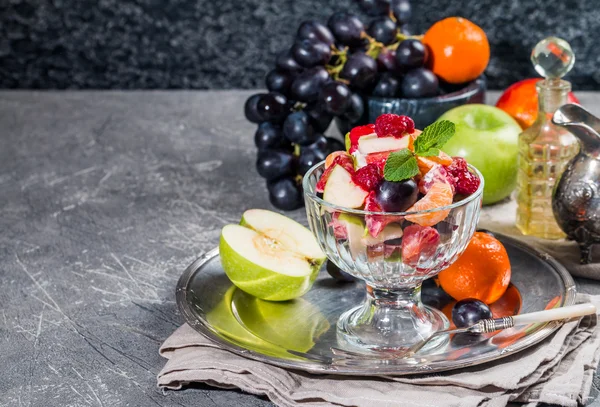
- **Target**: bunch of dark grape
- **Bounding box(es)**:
[245,0,429,211]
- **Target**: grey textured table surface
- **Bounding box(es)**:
[2,90,600,407]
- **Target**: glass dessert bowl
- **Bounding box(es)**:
[302,114,484,353]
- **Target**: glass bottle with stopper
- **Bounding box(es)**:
[516,37,579,239]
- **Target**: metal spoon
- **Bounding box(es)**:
[331,303,596,360]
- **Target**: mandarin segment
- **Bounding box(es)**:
[405,181,453,226]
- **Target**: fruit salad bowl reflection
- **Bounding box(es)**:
[303,161,484,353]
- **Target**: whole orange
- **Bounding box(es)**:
[495,78,580,129]
[423,17,490,84]
[438,232,511,304]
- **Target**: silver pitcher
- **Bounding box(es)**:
[552,104,600,264]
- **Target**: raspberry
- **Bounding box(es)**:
[446,157,481,195]
[348,124,375,153]
[352,164,382,191]
[374,114,415,138]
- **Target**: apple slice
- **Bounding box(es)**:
[336,213,366,259]
[220,210,326,301]
[335,213,405,259]
[358,135,410,155]
[361,223,404,246]
[323,165,368,208]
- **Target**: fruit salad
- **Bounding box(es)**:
[313,113,482,269]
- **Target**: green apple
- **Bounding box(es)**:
[219,209,325,301]
[323,165,368,208]
[438,104,521,205]
[232,289,330,353]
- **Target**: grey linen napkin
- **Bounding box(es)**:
[479,199,600,280]
[158,293,600,407]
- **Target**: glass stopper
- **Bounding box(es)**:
[531,36,575,79]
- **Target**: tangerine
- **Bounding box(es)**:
[423,17,490,84]
[438,232,511,304]
[405,181,453,226]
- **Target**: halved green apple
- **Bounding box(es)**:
[322,166,368,208]
[220,209,325,301]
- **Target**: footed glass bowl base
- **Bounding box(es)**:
[337,302,449,354]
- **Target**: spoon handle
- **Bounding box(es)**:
[472,303,596,334]
[512,303,596,326]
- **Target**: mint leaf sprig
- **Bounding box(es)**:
[383,120,455,182]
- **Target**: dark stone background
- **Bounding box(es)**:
[1,0,599,90]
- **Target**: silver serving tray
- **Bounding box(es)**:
[176,233,576,376]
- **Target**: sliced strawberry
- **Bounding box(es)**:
[365,150,393,171]
[329,212,348,240]
[348,124,375,153]
[364,192,404,237]
[401,225,440,267]
[419,164,455,195]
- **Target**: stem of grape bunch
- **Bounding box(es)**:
[244,1,452,211]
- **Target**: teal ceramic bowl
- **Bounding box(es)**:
[336,76,486,134]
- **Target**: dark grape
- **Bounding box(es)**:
[402,68,439,98]
[326,260,357,282]
[348,38,370,54]
[292,39,332,68]
[290,66,330,103]
[256,150,293,180]
[373,72,400,97]
[256,92,289,123]
[374,179,418,212]
[400,24,413,36]
[304,103,333,133]
[267,177,303,210]
[298,134,329,175]
[357,0,391,16]
[297,20,335,46]
[367,17,398,45]
[343,93,365,123]
[254,122,284,150]
[391,0,411,25]
[265,70,293,96]
[373,72,400,98]
[327,12,365,47]
[376,49,400,75]
[318,81,351,116]
[276,49,303,73]
[340,53,378,90]
[326,137,345,153]
[421,278,454,310]
[395,39,428,69]
[244,93,266,123]
[283,111,317,145]
[452,299,492,328]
